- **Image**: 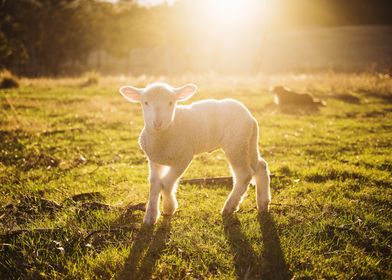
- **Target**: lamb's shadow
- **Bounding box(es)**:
[258,212,290,280]
[223,213,290,280]
[117,216,172,280]
[223,215,259,278]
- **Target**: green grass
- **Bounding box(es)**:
[0,73,391,279]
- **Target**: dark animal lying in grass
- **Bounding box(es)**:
[271,86,326,109]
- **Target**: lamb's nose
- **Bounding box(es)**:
[154,120,162,129]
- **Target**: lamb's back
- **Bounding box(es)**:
[175,99,255,153]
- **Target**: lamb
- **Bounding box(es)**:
[119,82,271,225]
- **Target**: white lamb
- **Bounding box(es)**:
[119,82,271,225]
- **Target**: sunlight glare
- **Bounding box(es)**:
[209,0,249,26]
[204,0,270,29]
[199,0,273,32]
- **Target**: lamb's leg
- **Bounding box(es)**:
[247,119,271,212]
[222,144,253,215]
[144,161,165,225]
[222,165,253,215]
[255,157,271,212]
[161,159,191,216]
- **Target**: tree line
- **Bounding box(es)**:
[1,0,391,76]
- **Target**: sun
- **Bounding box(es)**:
[205,0,250,27]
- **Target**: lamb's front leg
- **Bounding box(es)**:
[144,161,165,225]
[161,159,192,216]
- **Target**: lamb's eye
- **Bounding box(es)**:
[144,101,148,106]
[169,101,173,106]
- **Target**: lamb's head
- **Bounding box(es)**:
[119,82,197,132]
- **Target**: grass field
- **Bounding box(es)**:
[0,73,391,279]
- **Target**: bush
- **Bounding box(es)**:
[0,70,19,89]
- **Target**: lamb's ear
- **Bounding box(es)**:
[174,84,197,101]
[119,86,143,103]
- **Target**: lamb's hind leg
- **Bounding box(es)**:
[248,119,271,212]
[254,157,271,212]
[222,145,253,215]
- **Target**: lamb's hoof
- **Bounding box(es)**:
[221,206,237,216]
[143,211,160,225]
[162,204,177,216]
[257,201,270,213]
[162,209,177,216]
